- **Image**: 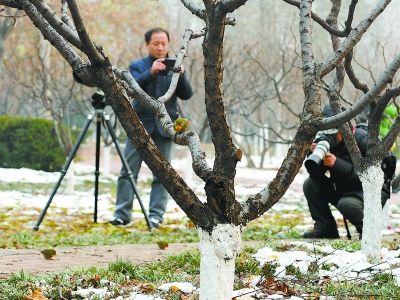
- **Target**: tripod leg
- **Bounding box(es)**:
[34,113,94,231]
[103,114,153,230]
[93,113,102,223]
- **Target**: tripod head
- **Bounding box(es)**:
[91,90,108,109]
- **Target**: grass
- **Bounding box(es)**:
[0,251,201,300]
[1,245,399,300]
[0,206,305,249]
[2,172,400,299]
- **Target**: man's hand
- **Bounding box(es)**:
[150,58,166,75]
[323,153,336,168]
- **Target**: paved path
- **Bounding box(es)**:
[0,243,196,278]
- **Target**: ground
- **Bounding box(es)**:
[0,243,196,277]
[1,143,400,299]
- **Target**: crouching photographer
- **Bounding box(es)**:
[302,105,368,239]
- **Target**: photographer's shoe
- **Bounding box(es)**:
[149,217,161,229]
[303,229,339,239]
[109,218,129,226]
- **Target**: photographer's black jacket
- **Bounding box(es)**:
[129,55,193,138]
[307,127,368,200]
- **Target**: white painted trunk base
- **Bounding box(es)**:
[360,164,384,263]
[198,224,242,300]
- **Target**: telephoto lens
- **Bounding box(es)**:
[304,140,330,172]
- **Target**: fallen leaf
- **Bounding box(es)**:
[156,240,169,250]
[23,288,48,300]
[40,249,56,260]
[139,282,157,294]
[170,285,181,292]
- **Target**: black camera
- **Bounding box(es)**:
[304,133,338,172]
[161,58,176,70]
[91,90,108,109]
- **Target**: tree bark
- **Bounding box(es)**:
[360,163,384,263]
[198,224,242,300]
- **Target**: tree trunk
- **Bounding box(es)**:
[360,164,384,262]
[198,224,242,300]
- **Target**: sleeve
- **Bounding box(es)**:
[129,61,154,88]
[354,128,368,155]
[331,129,367,180]
[176,72,193,100]
[332,157,354,176]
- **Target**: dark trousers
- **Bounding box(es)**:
[303,177,363,233]
[114,134,173,223]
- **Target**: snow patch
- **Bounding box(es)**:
[158,282,196,293]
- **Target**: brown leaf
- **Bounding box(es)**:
[156,241,169,250]
[40,249,56,260]
[261,277,294,296]
[139,282,157,294]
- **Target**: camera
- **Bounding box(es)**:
[161,58,176,70]
[91,90,108,109]
[304,133,337,172]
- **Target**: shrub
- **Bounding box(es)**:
[0,115,65,171]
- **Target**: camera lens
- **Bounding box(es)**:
[304,140,330,172]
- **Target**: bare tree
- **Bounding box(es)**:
[0,7,20,63]
[223,42,302,168]
[1,0,399,298]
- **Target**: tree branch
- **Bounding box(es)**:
[321,53,400,129]
[344,51,369,93]
[369,87,400,150]
[114,68,213,181]
[0,0,22,9]
[344,0,358,34]
[159,29,192,104]
[30,0,83,51]
[299,0,315,80]
[220,0,248,13]
[180,0,206,20]
[282,0,347,37]
[61,0,75,30]
[203,13,238,177]
[320,0,391,78]
[18,0,85,70]
[66,0,104,65]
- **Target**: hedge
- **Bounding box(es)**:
[0,115,65,171]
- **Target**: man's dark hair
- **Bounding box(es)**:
[144,28,170,44]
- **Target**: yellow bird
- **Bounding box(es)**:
[174,118,190,133]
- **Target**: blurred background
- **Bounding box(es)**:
[1,0,399,173]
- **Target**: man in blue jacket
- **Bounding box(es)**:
[109,28,193,228]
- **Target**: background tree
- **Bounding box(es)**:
[1,0,399,298]
[0,0,165,154]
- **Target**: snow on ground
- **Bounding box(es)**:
[1,156,400,230]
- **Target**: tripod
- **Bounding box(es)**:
[33,91,153,230]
